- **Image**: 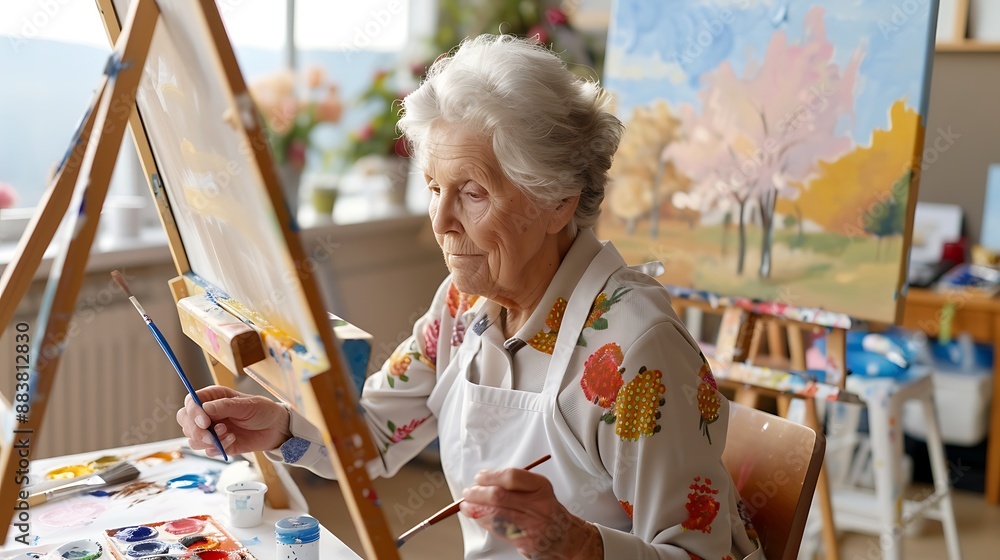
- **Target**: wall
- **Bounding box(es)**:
[919,52,1000,245]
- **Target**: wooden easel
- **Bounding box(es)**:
[0,1,401,557]
[673,298,850,560]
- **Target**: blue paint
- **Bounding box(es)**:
[245,537,261,546]
[166,473,206,489]
[114,525,157,542]
[102,53,131,78]
[166,470,220,493]
[89,490,112,497]
[125,540,168,557]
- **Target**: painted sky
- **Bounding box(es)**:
[604,0,937,145]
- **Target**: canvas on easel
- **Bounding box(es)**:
[601,0,938,324]
[0,1,400,557]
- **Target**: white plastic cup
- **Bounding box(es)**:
[226,481,268,528]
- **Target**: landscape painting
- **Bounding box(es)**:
[602,0,938,322]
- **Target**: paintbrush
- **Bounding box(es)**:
[111,270,229,462]
[27,462,139,506]
[395,454,552,548]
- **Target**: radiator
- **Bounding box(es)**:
[2,269,187,459]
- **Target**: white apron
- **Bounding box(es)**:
[427,243,630,559]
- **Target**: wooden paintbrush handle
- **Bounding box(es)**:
[26,492,47,507]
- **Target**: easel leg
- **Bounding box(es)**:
[0,81,104,328]
[0,0,158,545]
[804,397,841,560]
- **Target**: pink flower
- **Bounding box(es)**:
[357,123,375,142]
[390,417,427,443]
[545,7,568,26]
[526,25,548,43]
[305,65,325,90]
[0,181,17,209]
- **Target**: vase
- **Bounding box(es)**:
[351,155,412,208]
[276,164,303,219]
[384,155,410,207]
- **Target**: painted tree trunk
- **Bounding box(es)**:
[736,200,747,276]
[795,204,804,247]
[758,190,777,278]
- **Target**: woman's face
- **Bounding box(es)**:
[424,125,568,300]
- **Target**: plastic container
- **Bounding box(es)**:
[275,515,319,560]
[903,366,993,446]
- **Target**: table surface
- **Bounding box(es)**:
[1,439,362,559]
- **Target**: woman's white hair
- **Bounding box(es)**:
[398,34,624,232]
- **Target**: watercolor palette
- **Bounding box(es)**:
[102,515,257,560]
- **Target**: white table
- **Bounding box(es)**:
[2,438,361,559]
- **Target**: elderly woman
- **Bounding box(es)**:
[177,35,762,559]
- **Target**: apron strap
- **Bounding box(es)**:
[542,243,626,396]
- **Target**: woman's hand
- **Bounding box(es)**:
[176,386,291,457]
[459,468,604,559]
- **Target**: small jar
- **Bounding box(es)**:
[275,515,320,560]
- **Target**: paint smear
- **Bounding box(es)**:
[136,449,182,464]
[166,470,220,493]
[37,502,106,528]
[112,481,166,506]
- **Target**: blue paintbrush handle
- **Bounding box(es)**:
[146,320,229,462]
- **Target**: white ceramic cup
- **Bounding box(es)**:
[226,481,268,528]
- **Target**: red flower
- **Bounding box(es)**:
[389,417,427,443]
[394,136,410,158]
[581,343,625,408]
[682,477,720,533]
[357,123,375,142]
[619,500,633,519]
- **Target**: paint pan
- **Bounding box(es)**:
[102,514,257,560]
[54,538,104,560]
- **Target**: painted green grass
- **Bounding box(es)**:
[600,218,905,320]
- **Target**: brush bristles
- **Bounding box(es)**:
[110,270,133,298]
[99,462,140,485]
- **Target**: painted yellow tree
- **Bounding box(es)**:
[608,101,685,236]
[779,100,922,238]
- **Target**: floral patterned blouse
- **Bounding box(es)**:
[270,229,763,559]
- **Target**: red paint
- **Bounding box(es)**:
[162,517,205,535]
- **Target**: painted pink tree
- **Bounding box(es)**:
[668,6,861,278]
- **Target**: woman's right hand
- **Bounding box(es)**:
[176,385,292,457]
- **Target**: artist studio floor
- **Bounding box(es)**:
[289,457,1000,559]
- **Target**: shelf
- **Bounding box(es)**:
[936,40,1000,52]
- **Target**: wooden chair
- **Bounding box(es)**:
[722,402,826,560]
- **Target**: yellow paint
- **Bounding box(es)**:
[136,449,182,463]
[88,455,121,470]
[778,100,924,233]
[46,464,94,480]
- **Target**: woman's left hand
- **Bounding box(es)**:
[460,468,604,559]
